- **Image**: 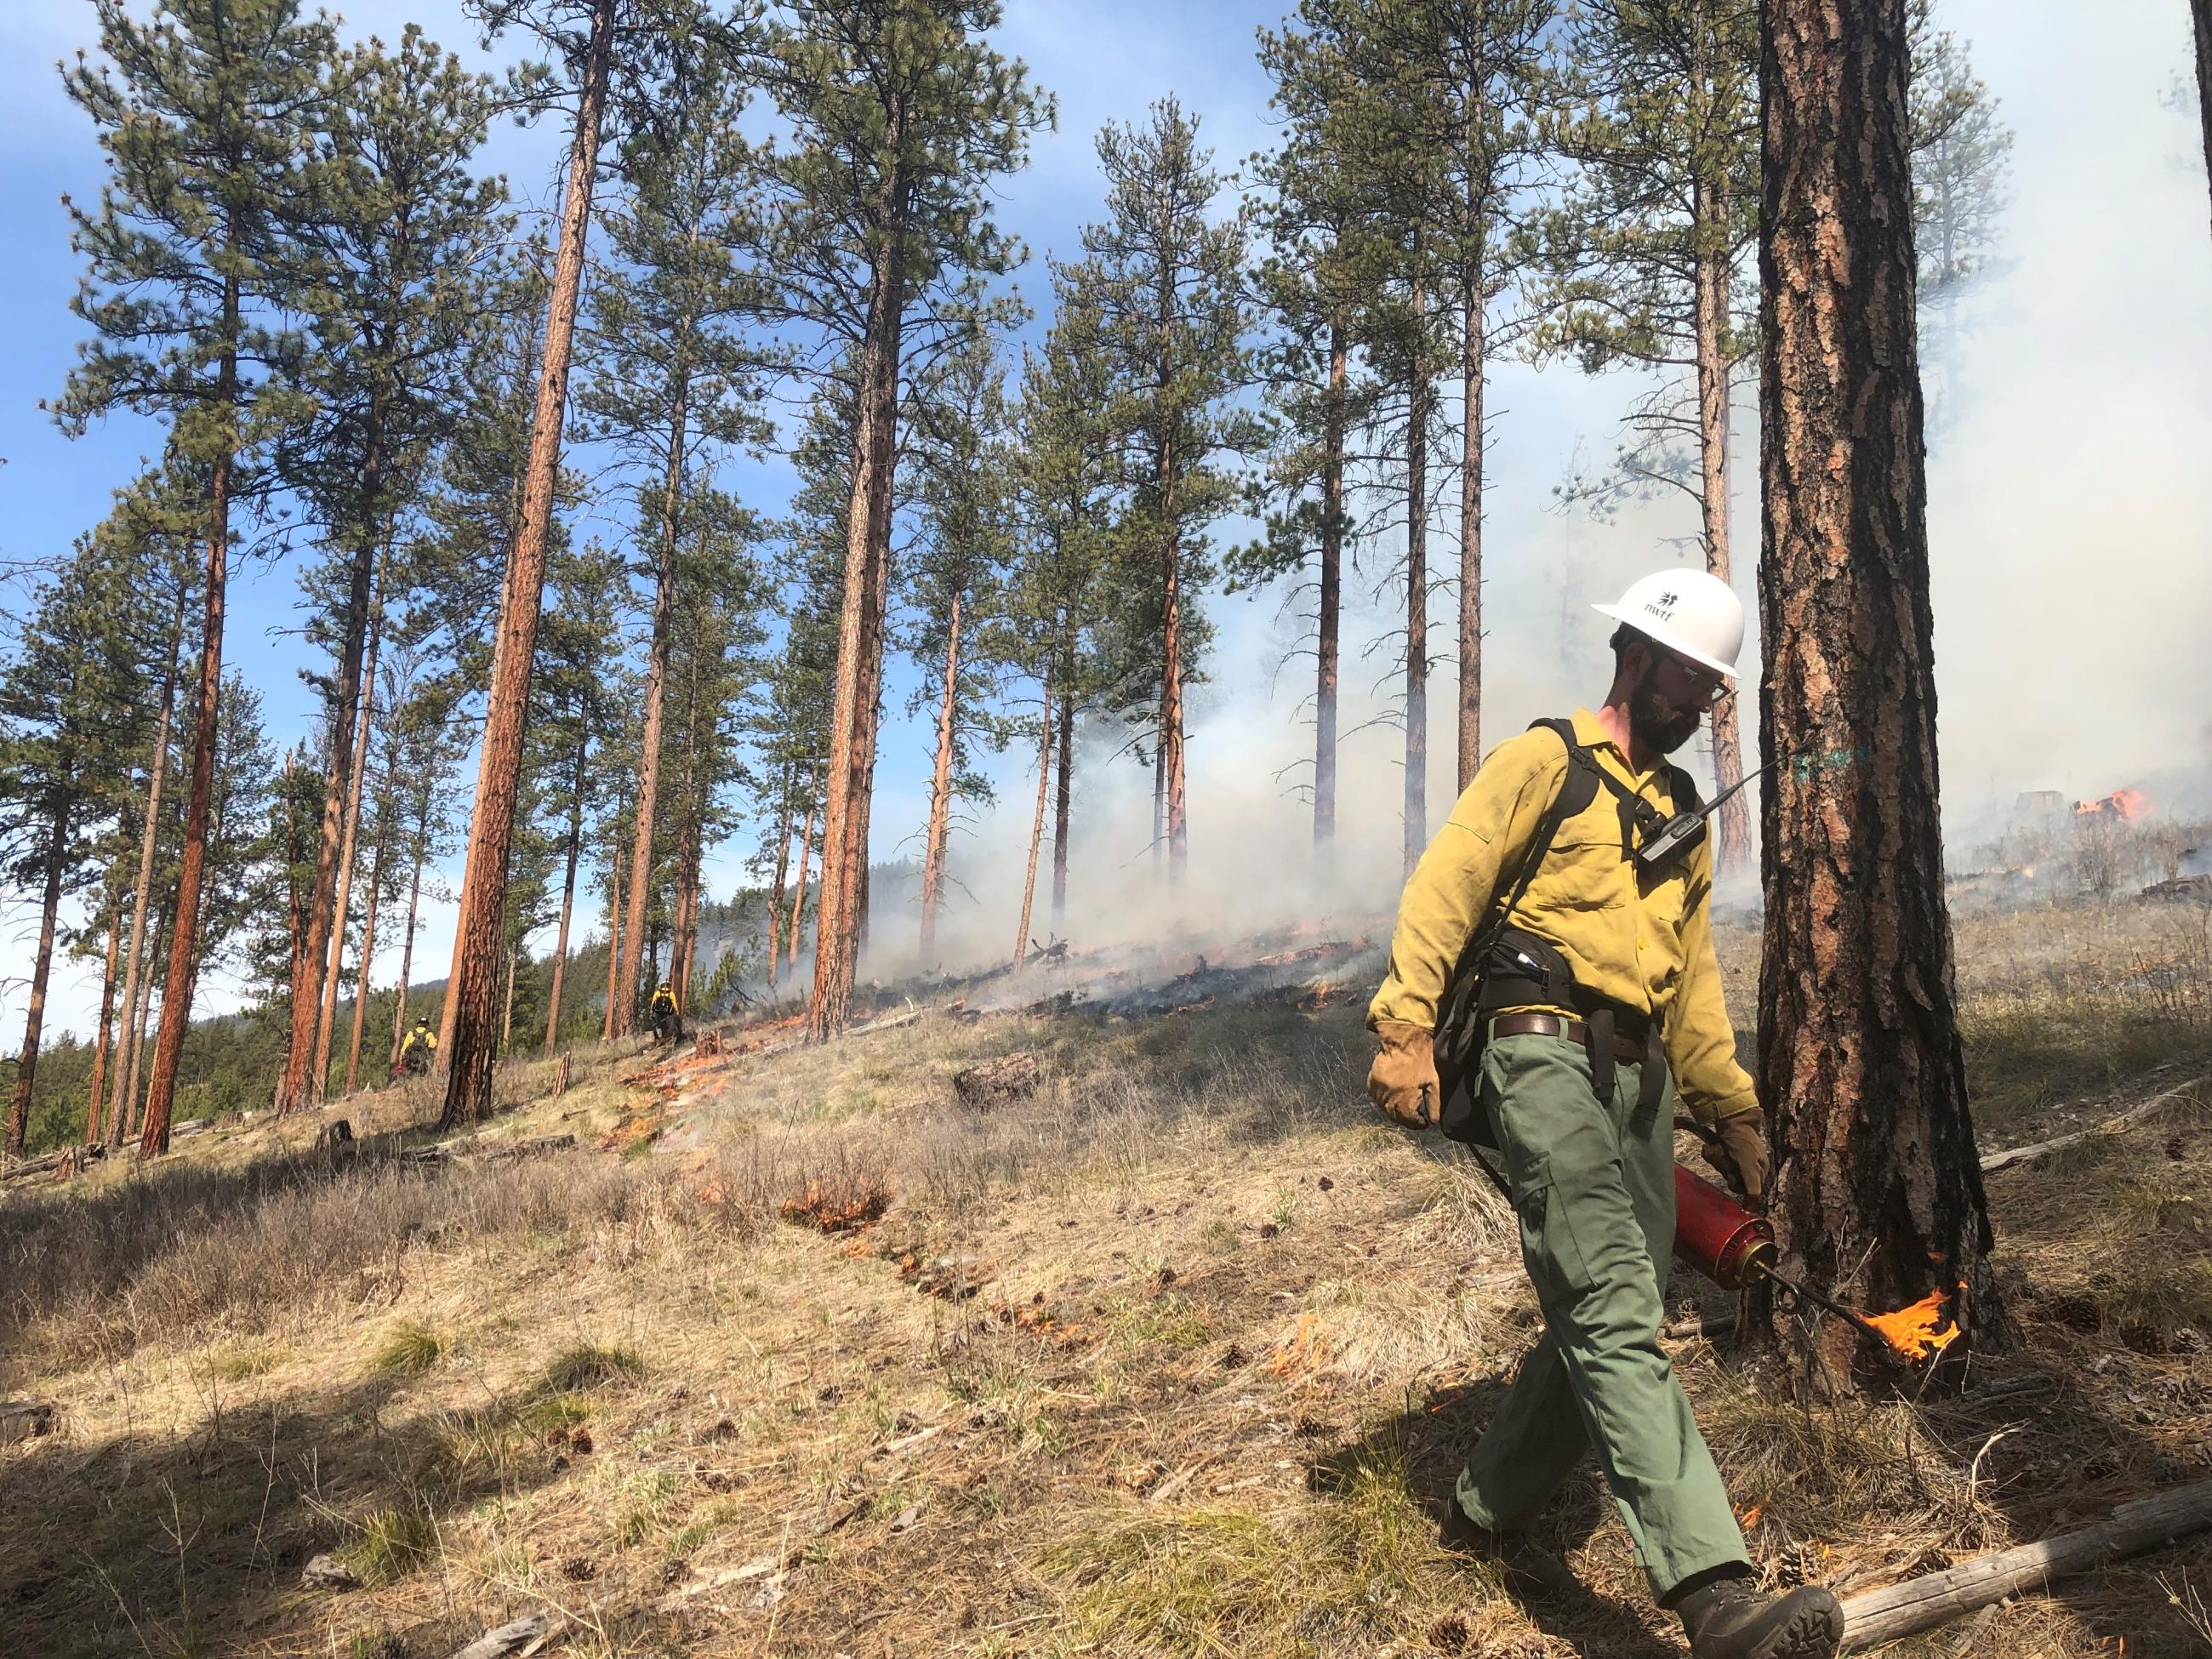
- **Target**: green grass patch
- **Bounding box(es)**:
[343,1502,437,1587]
[533,1343,643,1396]
[209,1343,289,1381]
[372,1320,448,1379]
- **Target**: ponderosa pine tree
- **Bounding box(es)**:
[1537,0,1759,869]
[57,0,332,1154]
[1758,0,2005,1388]
[1906,1,2012,385]
[1069,99,1258,890]
[752,1,1046,1041]
[581,44,773,1037]
[274,25,507,1115]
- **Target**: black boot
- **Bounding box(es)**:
[1673,1571,1842,1659]
[1437,1504,1580,1604]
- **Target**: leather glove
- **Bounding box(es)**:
[1702,1107,1771,1202]
[1367,1020,1440,1128]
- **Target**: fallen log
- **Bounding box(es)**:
[0,1399,57,1445]
[445,1610,556,1659]
[1978,1072,2208,1174]
[1838,1477,2212,1647]
[954,1051,1040,1109]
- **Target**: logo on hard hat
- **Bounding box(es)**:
[1646,591,1678,620]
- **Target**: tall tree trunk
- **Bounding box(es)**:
[500,949,518,1053]
[345,802,392,1096]
[143,280,239,1157]
[1052,638,1073,922]
[1403,281,1429,878]
[766,774,793,991]
[1694,179,1752,875]
[311,586,384,1103]
[544,739,587,1050]
[87,913,122,1144]
[2192,0,2212,242]
[602,807,624,1041]
[120,904,168,1148]
[7,801,71,1155]
[1151,738,1164,876]
[1160,447,1189,887]
[441,0,616,1130]
[918,591,962,962]
[807,157,907,1043]
[616,379,689,1037]
[390,788,430,1075]
[1758,0,2005,1388]
[1457,259,1484,794]
[108,582,181,1143]
[1316,322,1344,855]
[788,797,815,978]
[280,422,386,1117]
[1012,673,1054,971]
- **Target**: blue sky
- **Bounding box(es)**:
[6,0,2212,1041]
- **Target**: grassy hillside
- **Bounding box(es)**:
[1,901,2209,1657]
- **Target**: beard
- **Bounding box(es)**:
[1629,677,1703,756]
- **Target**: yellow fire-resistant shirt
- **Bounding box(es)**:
[1367,709,1759,1126]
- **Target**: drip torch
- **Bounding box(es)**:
[1670,1161,1901,1348]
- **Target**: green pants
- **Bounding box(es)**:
[1454,1032,1747,1601]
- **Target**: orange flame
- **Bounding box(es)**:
[2075,789,2152,822]
[1863,1282,1965,1362]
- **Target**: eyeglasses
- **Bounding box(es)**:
[1653,649,1732,708]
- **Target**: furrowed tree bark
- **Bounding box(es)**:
[7,801,72,1156]
[544,738,586,1049]
[1693,174,1751,875]
[1160,445,1189,887]
[616,369,688,1037]
[1756,0,2006,1388]
[280,428,386,1118]
[1403,280,1429,879]
[441,0,614,1130]
[87,915,122,1143]
[1012,673,1053,971]
[120,905,167,1146]
[807,153,905,1043]
[919,591,961,963]
[144,301,238,1158]
[108,587,183,1143]
[1052,641,1073,921]
[1457,242,1484,794]
[1315,322,1344,857]
[311,587,383,1103]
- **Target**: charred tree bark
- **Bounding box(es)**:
[441,0,614,1130]
[1757,0,2006,1388]
[6,801,71,1155]
[1316,323,1344,857]
[919,592,961,963]
[544,738,587,1050]
[1012,673,1054,971]
[807,158,906,1042]
[109,589,184,1142]
[1403,281,1429,879]
[87,915,122,1144]
[1693,172,1752,875]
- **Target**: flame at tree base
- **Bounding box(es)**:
[1863,1282,1968,1362]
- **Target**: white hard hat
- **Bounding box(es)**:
[1593,567,1745,679]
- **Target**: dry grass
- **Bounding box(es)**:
[1,905,2209,1657]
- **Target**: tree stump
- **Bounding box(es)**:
[314,1119,354,1155]
[954,1052,1040,1109]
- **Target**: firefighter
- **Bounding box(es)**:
[648,979,680,1044]
[1365,568,1840,1659]
[398,1018,436,1077]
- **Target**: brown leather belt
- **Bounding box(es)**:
[1490,1011,1650,1063]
